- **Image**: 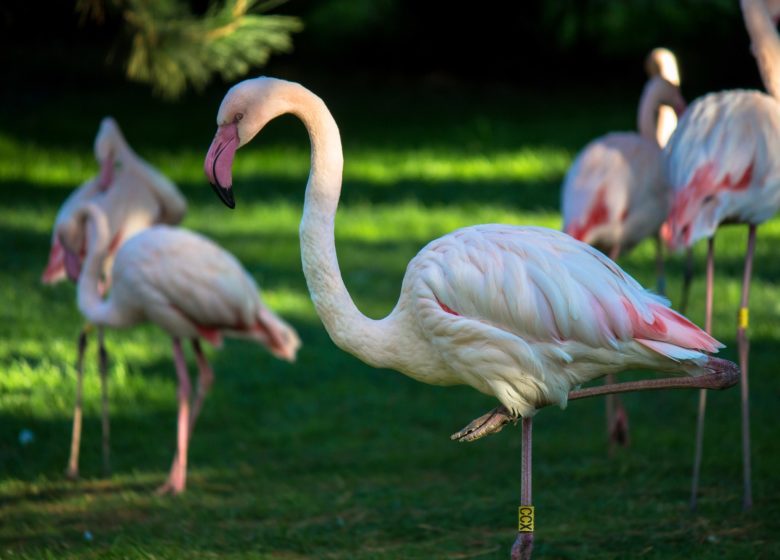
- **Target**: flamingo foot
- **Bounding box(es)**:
[511,532,534,560]
[450,406,517,442]
[609,403,631,448]
[155,477,185,496]
[64,467,79,481]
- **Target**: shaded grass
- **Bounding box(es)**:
[1,80,779,559]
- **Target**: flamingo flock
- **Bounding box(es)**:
[35,1,779,558]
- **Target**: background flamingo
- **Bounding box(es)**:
[561,49,685,451]
[42,117,187,479]
[663,0,780,512]
[74,203,300,494]
[205,76,739,559]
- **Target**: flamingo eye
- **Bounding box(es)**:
[235,113,244,122]
[703,195,714,204]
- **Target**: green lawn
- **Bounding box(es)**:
[1,78,779,559]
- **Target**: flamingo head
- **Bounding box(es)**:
[665,186,727,251]
[94,117,125,191]
[53,213,90,282]
[645,47,680,86]
[205,77,304,208]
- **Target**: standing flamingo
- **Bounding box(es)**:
[42,117,187,479]
[74,203,300,494]
[562,51,685,451]
[204,77,739,559]
[663,0,780,512]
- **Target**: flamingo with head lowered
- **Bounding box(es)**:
[205,77,739,559]
[74,203,300,494]
[42,117,187,479]
[561,48,686,451]
[663,0,780,512]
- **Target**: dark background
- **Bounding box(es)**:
[0,0,762,99]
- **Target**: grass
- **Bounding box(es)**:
[1,77,779,559]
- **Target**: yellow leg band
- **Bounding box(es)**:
[738,307,749,330]
[518,505,534,532]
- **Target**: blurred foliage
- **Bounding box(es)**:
[74,0,301,99]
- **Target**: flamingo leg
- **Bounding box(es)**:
[189,339,215,436]
[98,327,111,475]
[739,225,756,511]
[451,357,738,443]
[157,338,192,495]
[690,236,714,511]
[679,247,694,315]
[655,231,666,296]
[510,417,534,560]
[65,327,89,480]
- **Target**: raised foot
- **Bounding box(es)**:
[609,404,630,448]
[450,406,516,442]
[511,532,534,560]
[703,357,740,389]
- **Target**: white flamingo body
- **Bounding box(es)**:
[562,133,667,255]
[76,206,300,493]
[398,224,720,416]
[93,225,295,354]
[665,90,780,247]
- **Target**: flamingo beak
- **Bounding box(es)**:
[204,123,238,209]
[98,153,114,191]
[41,239,66,284]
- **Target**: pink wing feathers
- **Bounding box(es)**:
[664,90,780,247]
[408,226,721,414]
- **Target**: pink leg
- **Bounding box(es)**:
[690,237,714,511]
[738,225,756,510]
[189,339,215,436]
[157,338,192,495]
[679,247,694,315]
[98,327,111,475]
[65,328,89,480]
[604,243,630,452]
[511,417,534,560]
[451,356,738,442]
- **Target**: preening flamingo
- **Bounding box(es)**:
[663,0,780,511]
[42,117,187,478]
[204,77,739,559]
[74,203,300,494]
[561,50,685,450]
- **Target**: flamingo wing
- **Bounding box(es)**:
[408,225,721,415]
[113,226,262,340]
[665,90,780,245]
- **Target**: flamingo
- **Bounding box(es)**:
[204,77,739,559]
[561,50,686,451]
[663,0,780,512]
[73,203,300,494]
[41,117,187,479]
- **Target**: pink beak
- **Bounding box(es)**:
[204,123,239,208]
[98,153,114,191]
[41,239,66,284]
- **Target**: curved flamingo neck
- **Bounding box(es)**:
[742,0,780,99]
[77,205,122,327]
[281,84,395,367]
[637,78,679,146]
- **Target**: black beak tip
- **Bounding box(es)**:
[210,182,235,209]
